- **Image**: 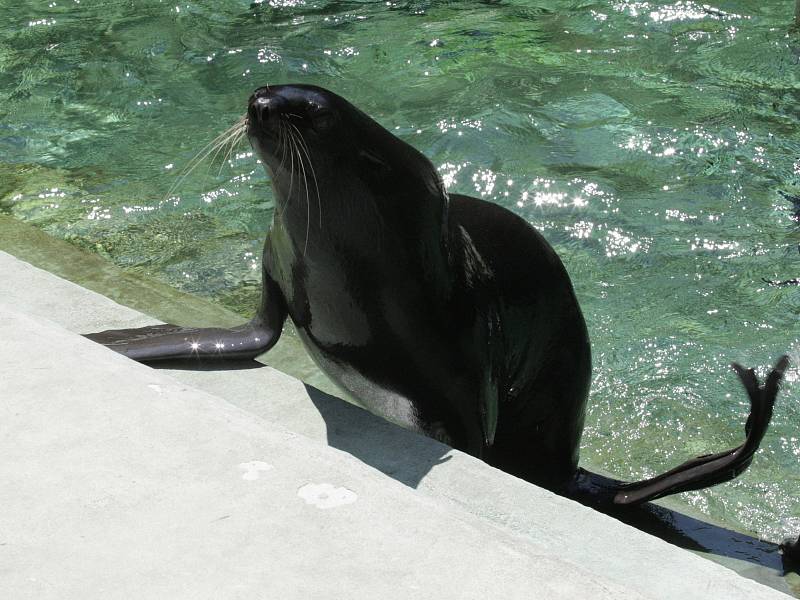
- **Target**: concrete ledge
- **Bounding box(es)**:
[0,214,331,392]
[0,250,792,598]
[4,306,634,599]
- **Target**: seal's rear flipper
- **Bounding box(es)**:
[84,318,283,363]
[612,356,789,505]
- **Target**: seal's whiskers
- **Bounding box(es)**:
[276,118,289,173]
[276,119,293,215]
[285,124,312,254]
[162,116,247,203]
[288,122,322,230]
[180,118,244,177]
[285,119,296,212]
[217,125,247,177]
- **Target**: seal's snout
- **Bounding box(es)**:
[252,96,270,124]
[249,95,273,127]
[248,90,288,131]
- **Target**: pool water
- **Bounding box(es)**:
[1,0,798,557]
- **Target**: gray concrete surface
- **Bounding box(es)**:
[0,213,330,391]
[0,250,791,598]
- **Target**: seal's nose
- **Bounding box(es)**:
[249,95,272,126]
[248,88,291,129]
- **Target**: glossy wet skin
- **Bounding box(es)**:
[246,85,449,357]
[245,84,591,482]
[246,84,446,260]
[86,84,789,517]
[241,85,789,504]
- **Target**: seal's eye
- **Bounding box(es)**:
[308,105,335,131]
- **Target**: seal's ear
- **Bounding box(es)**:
[358,149,391,178]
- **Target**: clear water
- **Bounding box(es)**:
[1,0,798,555]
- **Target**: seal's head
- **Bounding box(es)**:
[246,84,340,167]
[246,84,446,227]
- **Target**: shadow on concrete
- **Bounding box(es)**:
[150,358,267,371]
[303,383,453,489]
[301,381,797,589]
[149,358,451,488]
[146,359,796,591]
[607,502,797,586]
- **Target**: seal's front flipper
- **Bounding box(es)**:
[84,267,288,363]
[84,319,282,362]
[613,355,789,506]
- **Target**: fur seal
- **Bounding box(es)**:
[86,84,790,509]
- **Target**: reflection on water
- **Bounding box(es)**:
[0,0,798,574]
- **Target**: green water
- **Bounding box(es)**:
[1,0,798,555]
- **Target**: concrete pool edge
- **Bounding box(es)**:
[0,213,335,392]
[1,248,794,598]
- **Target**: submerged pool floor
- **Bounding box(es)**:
[1,0,798,564]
